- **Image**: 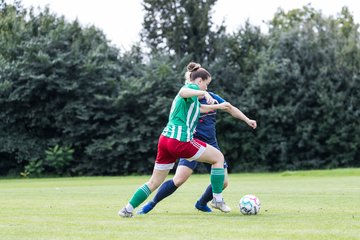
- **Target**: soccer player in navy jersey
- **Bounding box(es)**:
[137,91,257,214]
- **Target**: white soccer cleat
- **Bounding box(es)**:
[118,207,133,218]
[210,198,231,213]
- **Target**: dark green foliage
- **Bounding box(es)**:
[85,55,183,175]
[241,6,360,171]
[21,145,73,177]
[0,2,124,175]
[0,2,359,176]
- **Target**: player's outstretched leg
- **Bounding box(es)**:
[137,179,178,215]
[118,184,151,218]
[119,168,171,218]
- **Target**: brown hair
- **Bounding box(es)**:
[184,62,211,83]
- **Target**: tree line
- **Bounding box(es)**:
[0,0,359,176]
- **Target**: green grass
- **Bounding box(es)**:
[1,168,359,240]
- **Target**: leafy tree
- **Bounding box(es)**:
[205,21,266,172]
[141,0,226,62]
[245,5,360,170]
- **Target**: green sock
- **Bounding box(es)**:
[129,184,151,208]
[210,168,225,194]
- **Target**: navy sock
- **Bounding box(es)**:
[152,179,178,205]
[198,184,213,205]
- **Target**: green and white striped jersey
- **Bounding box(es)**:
[162,83,200,142]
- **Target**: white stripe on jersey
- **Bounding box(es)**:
[189,102,199,138]
[177,126,182,141]
[169,125,175,139]
[186,102,195,141]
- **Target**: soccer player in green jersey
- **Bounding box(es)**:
[119,62,231,217]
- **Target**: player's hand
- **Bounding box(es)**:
[247,119,257,129]
[204,92,216,105]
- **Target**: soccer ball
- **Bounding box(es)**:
[239,194,261,215]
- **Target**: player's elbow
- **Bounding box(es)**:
[179,88,193,98]
[224,103,234,113]
[178,88,186,98]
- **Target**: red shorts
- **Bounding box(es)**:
[155,135,206,170]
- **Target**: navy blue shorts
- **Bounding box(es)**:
[178,158,228,172]
[178,141,228,172]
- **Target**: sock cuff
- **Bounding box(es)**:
[211,168,224,175]
[169,179,178,189]
[140,184,151,197]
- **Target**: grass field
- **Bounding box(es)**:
[1,168,359,240]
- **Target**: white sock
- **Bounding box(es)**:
[125,203,134,212]
[213,193,223,202]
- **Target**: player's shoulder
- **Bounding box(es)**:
[184,83,200,90]
[208,92,220,98]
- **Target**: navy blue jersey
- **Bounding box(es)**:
[194,92,226,147]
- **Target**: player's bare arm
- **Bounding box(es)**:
[179,88,215,105]
[223,104,257,129]
[200,102,231,113]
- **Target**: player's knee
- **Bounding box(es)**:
[173,174,188,187]
[210,149,224,164]
[216,154,224,165]
[173,178,186,187]
[217,151,225,162]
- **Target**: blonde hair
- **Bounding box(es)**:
[184,62,210,84]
